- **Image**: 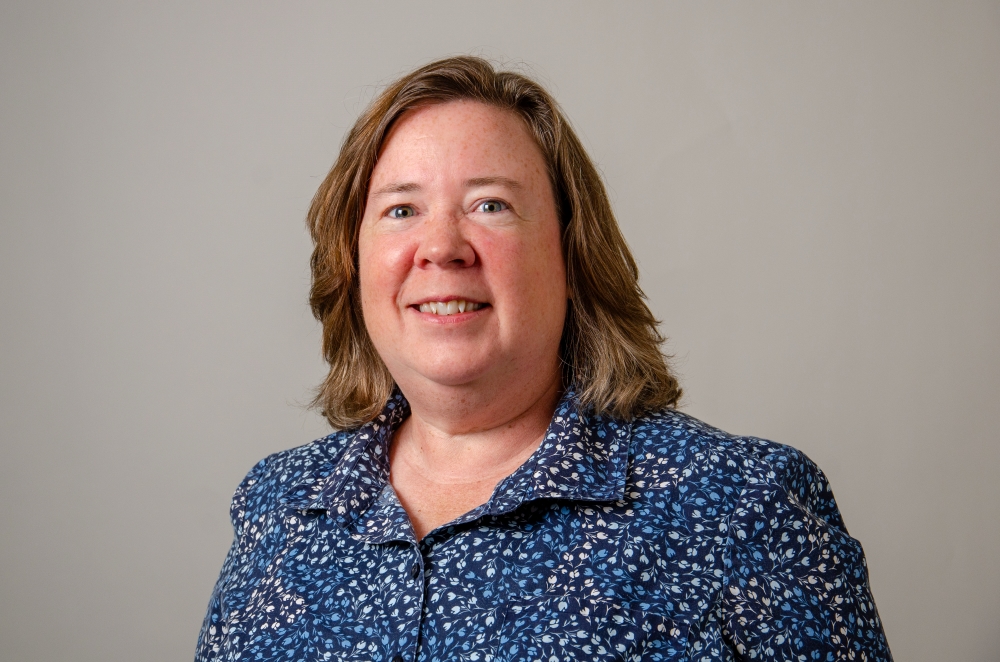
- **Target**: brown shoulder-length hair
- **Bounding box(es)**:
[307,56,681,429]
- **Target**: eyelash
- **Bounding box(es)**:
[387,205,416,219]
[476,200,508,213]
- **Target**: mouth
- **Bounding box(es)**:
[413,299,488,316]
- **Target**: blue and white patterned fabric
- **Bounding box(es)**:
[196,389,891,661]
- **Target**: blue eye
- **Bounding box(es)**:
[477,200,507,213]
[389,205,415,219]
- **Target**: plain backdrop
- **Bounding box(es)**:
[2,2,998,660]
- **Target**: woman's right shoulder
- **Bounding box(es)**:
[227,427,357,525]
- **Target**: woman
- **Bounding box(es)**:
[196,57,891,661]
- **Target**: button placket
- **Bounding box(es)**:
[403,544,427,662]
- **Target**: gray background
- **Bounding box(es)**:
[2,2,998,660]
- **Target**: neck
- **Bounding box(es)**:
[392,371,561,483]
[387,371,561,539]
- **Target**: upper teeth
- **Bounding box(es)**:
[419,300,483,315]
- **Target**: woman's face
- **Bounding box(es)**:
[358,100,566,397]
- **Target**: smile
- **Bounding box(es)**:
[417,300,485,316]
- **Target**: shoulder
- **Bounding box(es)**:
[630,407,818,480]
[628,408,845,531]
[227,428,356,526]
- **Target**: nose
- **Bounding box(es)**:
[413,212,476,268]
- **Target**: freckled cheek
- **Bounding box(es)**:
[488,236,567,310]
[358,235,414,313]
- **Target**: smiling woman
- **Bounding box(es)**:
[195,57,892,662]
[306,58,679,433]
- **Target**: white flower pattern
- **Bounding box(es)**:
[196,390,891,661]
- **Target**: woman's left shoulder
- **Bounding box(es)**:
[628,408,845,531]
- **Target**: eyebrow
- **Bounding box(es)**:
[369,176,524,199]
[465,176,523,191]
[369,182,422,197]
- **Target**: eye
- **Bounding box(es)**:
[388,205,416,219]
[476,200,507,213]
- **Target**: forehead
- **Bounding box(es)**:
[372,100,546,182]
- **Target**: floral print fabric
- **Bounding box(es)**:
[196,390,891,661]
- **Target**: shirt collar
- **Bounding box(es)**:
[280,388,633,534]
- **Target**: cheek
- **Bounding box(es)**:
[491,229,567,317]
[525,224,567,299]
[357,233,378,309]
[358,230,411,331]
[360,230,406,287]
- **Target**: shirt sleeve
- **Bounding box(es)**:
[720,446,892,661]
[194,458,270,662]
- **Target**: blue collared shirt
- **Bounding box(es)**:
[196,390,891,661]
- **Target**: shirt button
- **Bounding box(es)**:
[391,656,404,662]
[410,562,420,580]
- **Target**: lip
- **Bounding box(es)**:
[409,295,489,306]
[408,298,491,322]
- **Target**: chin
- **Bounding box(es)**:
[400,352,493,388]
[414,366,488,388]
